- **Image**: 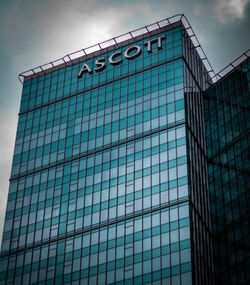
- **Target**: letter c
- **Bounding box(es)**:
[109,51,122,65]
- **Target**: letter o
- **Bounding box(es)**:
[124,45,142,60]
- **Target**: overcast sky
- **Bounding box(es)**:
[0,0,249,245]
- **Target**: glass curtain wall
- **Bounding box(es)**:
[204,58,250,285]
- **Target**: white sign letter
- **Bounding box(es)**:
[94,57,106,72]
[109,51,122,65]
[144,36,166,53]
[124,45,142,60]
[77,63,92,79]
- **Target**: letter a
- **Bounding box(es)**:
[77,63,92,79]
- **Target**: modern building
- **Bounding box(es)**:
[204,55,250,284]
[0,14,249,285]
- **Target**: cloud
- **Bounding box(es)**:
[194,5,203,16]
[213,0,250,23]
[1,0,132,71]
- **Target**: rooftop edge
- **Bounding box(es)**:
[211,49,250,84]
[18,14,216,84]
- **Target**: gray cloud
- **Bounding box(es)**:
[1,0,131,71]
[213,0,250,23]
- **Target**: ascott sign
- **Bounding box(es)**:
[77,36,165,79]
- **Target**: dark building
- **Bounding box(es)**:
[204,55,250,285]
[0,14,249,285]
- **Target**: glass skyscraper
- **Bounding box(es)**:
[204,55,250,285]
[0,14,249,285]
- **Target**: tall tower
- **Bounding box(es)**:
[204,55,250,285]
[0,15,216,284]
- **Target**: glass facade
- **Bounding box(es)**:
[0,15,248,285]
[204,58,250,285]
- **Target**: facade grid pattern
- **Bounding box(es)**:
[0,14,249,285]
[1,21,196,285]
[204,58,250,285]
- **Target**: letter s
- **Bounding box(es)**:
[94,57,106,72]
